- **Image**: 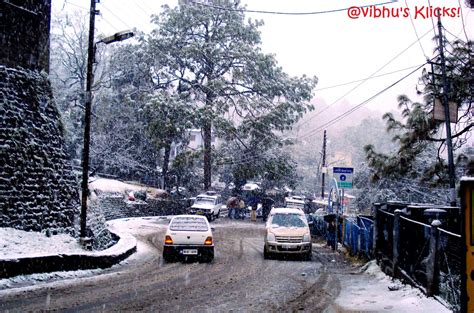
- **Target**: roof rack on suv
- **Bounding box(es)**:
[205,190,217,196]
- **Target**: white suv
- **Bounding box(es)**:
[188,191,222,221]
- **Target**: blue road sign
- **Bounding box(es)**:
[333,167,353,189]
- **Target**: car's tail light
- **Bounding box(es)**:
[204,236,213,245]
[164,235,173,245]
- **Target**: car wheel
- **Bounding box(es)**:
[163,252,174,263]
[263,246,271,260]
[215,209,220,219]
[201,253,214,263]
[304,251,312,261]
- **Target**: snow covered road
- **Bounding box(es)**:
[0,217,450,312]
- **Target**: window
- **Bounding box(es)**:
[170,217,208,231]
[271,213,306,228]
[195,197,216,205]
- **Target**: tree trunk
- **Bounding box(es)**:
[203,121,212,190]
[162,143,171,190]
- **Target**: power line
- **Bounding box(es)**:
[64,0,88,10]
[314,64,424,91]
[458,0,470,44]
[442,25,469,44]
[134,2,151,16]
[113,1,151,31]
[97,16,120,32]
[190,0,399,16]
[405,0,428,58]
[426,0,438,39]
[298,61,430,140]
[298,27,434,128]
[100,4,133,30]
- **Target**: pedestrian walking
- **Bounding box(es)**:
[261,195,274,222]
[227,195,239,219]
[238,198,245,219]
[327,219,336,250]
[248,191,259,222]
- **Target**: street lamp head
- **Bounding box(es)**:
[98,30,135,45]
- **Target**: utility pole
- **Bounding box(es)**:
[80,0,99,244]
[321,130,327,199]
[437,17,457,207]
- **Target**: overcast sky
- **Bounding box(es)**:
[51,0,472,133]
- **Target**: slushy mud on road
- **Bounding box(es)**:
[0,217,358,312]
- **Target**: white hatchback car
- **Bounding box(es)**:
[163,215,214,262]
[264,208,312,260]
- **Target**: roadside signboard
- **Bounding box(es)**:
[333,167,354,189]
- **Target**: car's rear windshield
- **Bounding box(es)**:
[170,217,209,231]
[194,197,216,205]
[271,213,306,228]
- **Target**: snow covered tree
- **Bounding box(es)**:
[49,11,90,161]
[147,0,317,189]
[216,140,299,191]
[364,38,473,187]
[146,91,194,189]
[89,42,161,182]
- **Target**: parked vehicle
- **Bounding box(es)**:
[162,215,214,262]
[188,191,222,221]
[284,196,305,211]
[263,208,312,260]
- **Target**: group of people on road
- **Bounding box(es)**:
[227,192,275,222]
[226,195,246,219]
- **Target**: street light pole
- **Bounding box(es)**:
[80,0,98,244]
[321,130,327,199]
[79,0,134,246]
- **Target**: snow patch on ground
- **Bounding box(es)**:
[333,260,451,313]
[0,227,84,259]
[89,177,165,197]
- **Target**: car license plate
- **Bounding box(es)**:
[281,244,291,249]
[196,211,204,215]
[182,249,198,255]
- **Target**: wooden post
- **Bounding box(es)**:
[426,219,441,296]
[373,204,379,255]
[392,209,401,275]
[357,224,362,257]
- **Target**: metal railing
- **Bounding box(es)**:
[375,207,461,311]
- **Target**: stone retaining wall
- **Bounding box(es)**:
[0,66,79,235]
[93,194,191,220]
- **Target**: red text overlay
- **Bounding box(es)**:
[347,6,461,19]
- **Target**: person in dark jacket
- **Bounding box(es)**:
[327,219,336,250]
[227,195,239,219]
[261,196,274,222]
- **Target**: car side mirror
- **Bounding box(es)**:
[211,227,216,232]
